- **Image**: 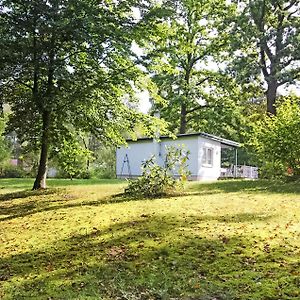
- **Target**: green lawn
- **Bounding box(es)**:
[1,179,300,299]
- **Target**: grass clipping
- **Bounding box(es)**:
[125,146,190,198]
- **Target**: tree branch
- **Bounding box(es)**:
[261,40,274,62]
[196,76,210,86]
[186,104,209,115]
[253,0,274,62]
[284,0,298,11]
[59,50,86,63]
[13,78,33,90]
[259,46,269,78]
[275,12,284,56]
[280,57,294,69]
[287,9,298,20]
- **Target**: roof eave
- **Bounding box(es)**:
[126,132,240,147]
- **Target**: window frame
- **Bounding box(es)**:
[202,147,214,167]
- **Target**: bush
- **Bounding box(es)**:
[250,96,300,178]
[0,165,26,178]
[54,139,92,180]
[125,146,190,198]
[258,161,285,179]
[91,145,116,179]
[91,167,115,179]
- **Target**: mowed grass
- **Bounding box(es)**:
[1,179,300,299]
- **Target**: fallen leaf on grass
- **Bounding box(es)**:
[107,246,127,260]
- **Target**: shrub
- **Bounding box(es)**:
[91,145,116,179]
[250,96,300,178]
[125,146,190,198]
[54,139,92,180]
[0,165,26,178]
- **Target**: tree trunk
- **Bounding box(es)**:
[179,102,187,134]
[32,110,51,190]
[266,80,278,116]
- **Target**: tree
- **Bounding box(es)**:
[229,0,300,115]
[54,137,92,180]
[139,0,238,135]
[0,0,166,189]
[0,116,10,169]
[250,96,300,177]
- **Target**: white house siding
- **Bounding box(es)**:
[197,137,221,180]
[116,135,225,180]
[116,137,199,178]
[116,140,156,177]
[159,137,199,179]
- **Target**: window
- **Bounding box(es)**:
[203,147,213,167]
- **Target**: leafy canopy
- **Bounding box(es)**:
[0,0,167,188]
[138,0,245,137]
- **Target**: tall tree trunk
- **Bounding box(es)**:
[32,30,55,190]
[179,63,191,134]
[82,137,90,172]
[266,80,278,115]
[179,102,187,134]
[32,110,51,190]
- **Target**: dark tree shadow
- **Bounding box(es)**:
[1,213,298,299]
[0,189,58,202]
[189,179,300,195]
[0,188,77,221]
[0,183,280,223]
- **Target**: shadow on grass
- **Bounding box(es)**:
[0,178,125,190]
[0,191,141,222]
[0,188,79,221]
[189,179,300,195]
[0,189,58,202]
[1,178,298,223]
[0,184,279,223]
[0,184,276,224]
[1,214,299,299]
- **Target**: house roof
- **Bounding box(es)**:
[126,132,240,148]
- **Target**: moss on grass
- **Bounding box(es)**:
[1,179,300,299]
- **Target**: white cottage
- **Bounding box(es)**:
[116,132,241,181]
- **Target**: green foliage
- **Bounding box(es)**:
[0,165,26,178]
[250,96,300,177]
[139,0,245,137]
[54,138,92,180]
[228,0,300,113]
[17,151,39,177]
[91,145,116,179]
[0,0,168,188]
[125,146,190,198]
[0,116,10,167]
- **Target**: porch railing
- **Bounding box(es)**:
[220,165,258,179]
